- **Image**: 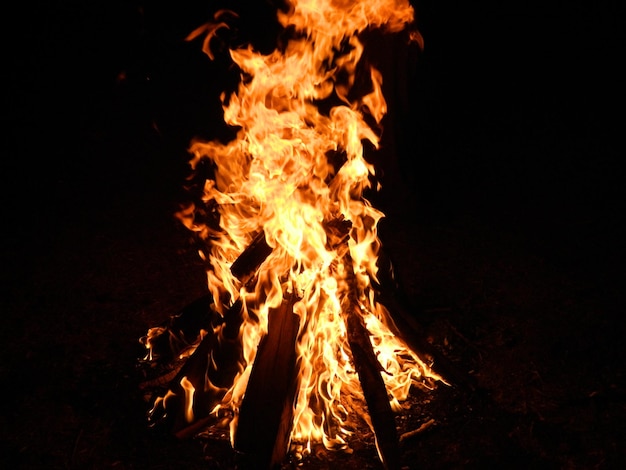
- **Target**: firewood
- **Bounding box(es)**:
[336,246,402,470]
[374,281,475,392]
[174,413,220,440]
[343,309,401,470]
[148,300,245,435]
[398,418,435,443]
[373,249,475,392]
[140,293,214,363]
[169,300,243,387]
[230,230,273,284]
[234,294,301,469]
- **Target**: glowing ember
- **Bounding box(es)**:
[142,0,446,466]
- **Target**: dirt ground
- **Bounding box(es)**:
[2,2,624,469]
[2,120,624,469]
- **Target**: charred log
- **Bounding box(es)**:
[140,294,214,363]
[146,300,245,435]
[230,230,273,284]
[374,250,476,392]
[337,246,402,470]
[234,294,301,469]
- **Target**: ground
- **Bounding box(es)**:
[2,138,624,468]
[2,1,624,469]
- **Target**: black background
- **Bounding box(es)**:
[2,1,625,468]
[4,0,624,273]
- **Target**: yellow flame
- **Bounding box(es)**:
[180,376,196,423]
[171,0,442,456]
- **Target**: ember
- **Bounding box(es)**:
[141,1,451,468]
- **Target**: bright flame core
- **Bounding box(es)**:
[170,0,442,455]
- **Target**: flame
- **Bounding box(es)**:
[180,376,196,423]
[159,0,444,460]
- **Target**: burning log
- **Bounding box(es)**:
[233,294,301,469]
[374,251,475,391]
[140,293,214,363]
[325,218,401,470]
[339,266,401,469]
[230,230,273,285]
[376,293,475,392]
[144,299,245,435]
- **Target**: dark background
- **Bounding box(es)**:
[2,1,625,468]
[4,0,624,273]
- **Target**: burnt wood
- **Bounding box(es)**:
[147,300,245,435]
[233,294,301,469]
[150,321,219,434]
[377,291,475,392]
[230,230,273,284]
[337,248,402,470]
[141,293,214,363]
[374,250,475,392]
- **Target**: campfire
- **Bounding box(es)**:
[140,1,455,468]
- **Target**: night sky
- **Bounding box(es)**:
[5,1,623,275]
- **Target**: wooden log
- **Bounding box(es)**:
[141,293,214,363]
[207,299,246,390]
[336,247,402,470]
[234,294,301,469]
[374,250,476,392]
[378,293,475,392]
[148,322,218,433]
[148,300,245,435]
[230,230,273,284]
[342,310,401,470]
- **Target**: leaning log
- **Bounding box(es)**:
[234,294,301,469]
[374,250,475,392]
[230,230,273,284]
[336,245,401,470]
[377,293,475,391]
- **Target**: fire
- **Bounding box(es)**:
[142,0,445,465]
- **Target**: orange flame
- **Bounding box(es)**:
[168,0,444,459]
